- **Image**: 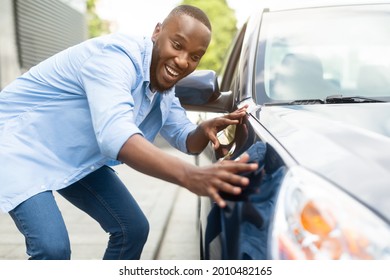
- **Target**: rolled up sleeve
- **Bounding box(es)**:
[80,44,143,159]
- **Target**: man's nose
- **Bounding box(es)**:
[174,53,189,69]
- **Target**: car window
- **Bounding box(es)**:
[219,23,247,92]
[255,4,390,103]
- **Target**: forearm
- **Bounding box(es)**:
[118,134,193,187]
[186,123,210,154]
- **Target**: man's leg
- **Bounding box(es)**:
[58,166,149,260]
[9,191,71,260]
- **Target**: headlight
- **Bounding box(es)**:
[270,166,390,260]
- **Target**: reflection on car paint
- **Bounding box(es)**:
[205,141,286,259]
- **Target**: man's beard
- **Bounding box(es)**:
[149,81,173,94]
[150,45,177,93]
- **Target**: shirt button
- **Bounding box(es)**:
[40,185,46,189]
[64,179,68,184]
[90,166,95,170]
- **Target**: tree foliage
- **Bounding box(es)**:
[86,0,110,38]
[180,0,237,73]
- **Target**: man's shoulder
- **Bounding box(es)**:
[101,33,152,51]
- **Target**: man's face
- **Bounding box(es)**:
[150,14,211,92]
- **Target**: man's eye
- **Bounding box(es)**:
[172,41,181,50]
[191,55,201,62]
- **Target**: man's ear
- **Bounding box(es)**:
[151,23,162,42]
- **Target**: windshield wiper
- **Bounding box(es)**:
[264,95,386,106]
[324,95,385,103]
[264,99,324,106]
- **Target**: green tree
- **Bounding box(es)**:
[180,0,237,73]
[86,0,110,38]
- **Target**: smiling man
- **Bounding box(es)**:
[149,7,211,91]
[0,5,257,260]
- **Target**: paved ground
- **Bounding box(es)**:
[0,136,200,260]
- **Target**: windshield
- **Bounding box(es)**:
[255,4,390,104]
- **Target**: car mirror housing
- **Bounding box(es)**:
[175,70,234,113]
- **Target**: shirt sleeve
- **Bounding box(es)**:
[79,43,143,159]
[159,95,197,154]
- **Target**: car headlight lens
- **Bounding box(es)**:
[270,166,390,260]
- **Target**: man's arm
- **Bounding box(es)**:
[117,133,257,208]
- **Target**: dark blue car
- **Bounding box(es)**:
[176,0,390,260]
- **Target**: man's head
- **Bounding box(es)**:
[150,5,212,92]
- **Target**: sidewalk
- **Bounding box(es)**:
[0,136,199,260]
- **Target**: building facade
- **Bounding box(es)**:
[0,0,87,89]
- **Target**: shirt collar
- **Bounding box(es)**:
[142,36,153,85]
[141,37,157,101]
[145,81,157,101]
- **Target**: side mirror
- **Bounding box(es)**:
[175,70,234,113]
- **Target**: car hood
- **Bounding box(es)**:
[259,102,390,221]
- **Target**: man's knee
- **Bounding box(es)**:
[113,214,150,245]
[30,239,71,260]
[135,216,150,243]
[122,214,150,243]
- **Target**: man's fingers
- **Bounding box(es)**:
[224,113,245,121]
[225,106,248,118]
[210,179,243,208]
[205,148,256,208]
[216,118,239,127]
[212,178,242,193]
[208,185,239,208]
[210,135,220,150]
[206,185,225,208]
[213,194,226,208]
[234,152,250,163]
[219,160,258,174]
[211,167,252,190]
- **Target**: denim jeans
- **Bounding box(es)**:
[8,166,149,260]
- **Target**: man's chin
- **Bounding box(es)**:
[154,83,174,94]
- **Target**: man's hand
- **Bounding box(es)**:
[182,152,257,208]
[186,105,248,154]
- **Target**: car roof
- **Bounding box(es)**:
[259,0,390,11]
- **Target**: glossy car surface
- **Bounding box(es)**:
[175,0,390,260]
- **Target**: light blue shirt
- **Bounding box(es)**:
[0,33,197,212]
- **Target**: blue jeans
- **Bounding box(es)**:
[8,166,149,260]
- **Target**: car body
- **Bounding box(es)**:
[175,0,390,260]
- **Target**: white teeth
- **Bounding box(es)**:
[166,65,179,76]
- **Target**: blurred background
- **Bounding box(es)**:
[0,0,262,90]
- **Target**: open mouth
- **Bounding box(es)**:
[165,65,179,78]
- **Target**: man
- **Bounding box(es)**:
[0,5,257,259]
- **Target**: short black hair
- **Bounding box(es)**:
[164,4,212,31]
